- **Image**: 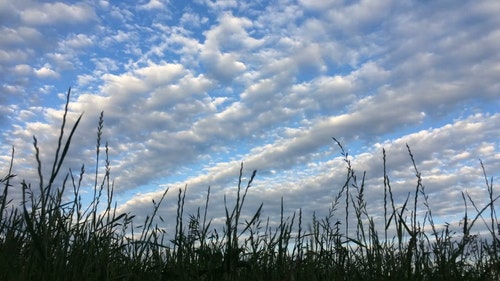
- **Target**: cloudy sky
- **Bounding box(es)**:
[1,0,499,239]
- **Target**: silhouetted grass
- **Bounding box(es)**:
[0,88,498,280]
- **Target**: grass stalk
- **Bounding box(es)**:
[0,90,498,280]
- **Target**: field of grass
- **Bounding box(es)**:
[1,90,498,281]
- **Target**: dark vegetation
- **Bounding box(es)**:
[0,89,498,280]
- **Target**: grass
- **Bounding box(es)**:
[0,88,498,280]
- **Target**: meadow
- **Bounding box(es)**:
[0,90,498,281]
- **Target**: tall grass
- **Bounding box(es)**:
[0,88,498,280]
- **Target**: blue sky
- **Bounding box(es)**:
[1,0,499,238]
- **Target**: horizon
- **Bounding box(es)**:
[1,0,499,238]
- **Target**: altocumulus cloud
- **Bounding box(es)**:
[0,0,499,236]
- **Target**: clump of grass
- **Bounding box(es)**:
[0,88,498,280]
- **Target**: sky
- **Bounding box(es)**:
[1,0,499,241]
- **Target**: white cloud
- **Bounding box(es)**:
[0,0,499,243]
[196,0,238,11]
[92,57,120,72]
[199,12,264,83]
[34,64,60,79]
[46,52,75,70]
[108,5,135,23]
[180,12,209,28]
[99,1,110,9]
[202,51,246,83]
[0,26,43,47]
[326,0,393,33]
[138,0,167,10]
[13,64,33,76]
[59,34,94,50]
[112,113,500,235]
[134,63,186,86]
[77,74,96,86]
[20,2,97,25]
[111,30,133,43]
[0,49,32,63]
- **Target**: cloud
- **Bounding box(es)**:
[13,64,33,76]
[201,52,246,83]
[0,26,43,48]
[0,49,32,63]
[180,12,209,28]
[326,0,393,33]
[195,0,238,11]
[46,52,76,70]
[112,113,500,233]
[59,34,95,50]
[34,64,60,79]
[0,0,499,241]
[200,12,263,83]
[20,2,97,26]
[138,0,168,10]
